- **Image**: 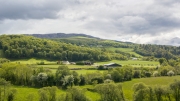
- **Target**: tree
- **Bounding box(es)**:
[56,66,70,86]
[133,70,141,78]
[37,73,48,87]
[79,75,86,86]
[167,70,175,76]
[63,87,90,101]
[170,80,180,101]
[71,71,80,86]
[0,78,11,101]
[133,82,150,101]
[62,75,74,89]
[7,88,17,101]
[38,89,49,101]
[38,86,57,101]
[95,83,125,101]
[158,66,174,76]
[159,58,168,66]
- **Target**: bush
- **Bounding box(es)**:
[167,70,175,76]
[97,65,106,70]
[37,61,45,65]
[153,71,159,77]
[144,72,151,77]
[133,70,141,78]
[76,62,84,65]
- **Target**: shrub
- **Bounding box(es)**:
[167,70,175,76]
[153,71,159,77]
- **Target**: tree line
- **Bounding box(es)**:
[53,37,180,60]
[134,44,180,60]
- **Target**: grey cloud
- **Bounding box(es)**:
[0,0,72,20]
[80,0,180,36]
[0,0,180,46]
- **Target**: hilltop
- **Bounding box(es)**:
[26,33,100,39]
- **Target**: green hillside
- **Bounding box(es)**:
[0,35,128,61]
[52,36,180,60]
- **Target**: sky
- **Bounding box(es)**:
[0,0,180,46]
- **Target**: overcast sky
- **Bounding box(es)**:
[0,0,180,46]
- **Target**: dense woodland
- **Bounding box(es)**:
[0,35,127,61]
[1,35,180,61]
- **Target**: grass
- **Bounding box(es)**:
[13,86,65,101]
[97,60,159,68]
[122,76,180,100]
[13,86,39,101]
[107,47,142,57]
[11,76,180,101]
[11,58,57,64]
[72,70,105,75]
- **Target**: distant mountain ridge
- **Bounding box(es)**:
[27,33,100,39]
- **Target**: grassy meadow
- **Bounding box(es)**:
[97,60,159,68]
[13,86,66,101]
[12,76,180,101]
[122,76,180,100]
[106,47,142,57]
[6,58,178,101]
[10,58,160,76]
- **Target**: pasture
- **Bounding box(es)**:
[122,76,180,100]
[10,58,160,75]
[97,60,159,68]
[13,86,65,101]
[12,76,180,101]
[106,47,142,57]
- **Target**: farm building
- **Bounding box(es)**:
[132,58,138,60]
[62,61,70,65]
[104,63,122,68]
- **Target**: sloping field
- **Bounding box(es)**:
[107,47,142,57]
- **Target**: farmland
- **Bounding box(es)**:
[1,35,180,101]
[12,76,180,101]
[10,58,159,75]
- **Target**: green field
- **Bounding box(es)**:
[107,47,142,57]
[11,58,57,64]
[97,60,159,68]
[13,86,65,101]
[10,59,160,76]
[12,76,180,101]
[122,76,180,100]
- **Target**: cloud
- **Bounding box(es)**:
[0,0,72,20]
[0,0,180,45]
